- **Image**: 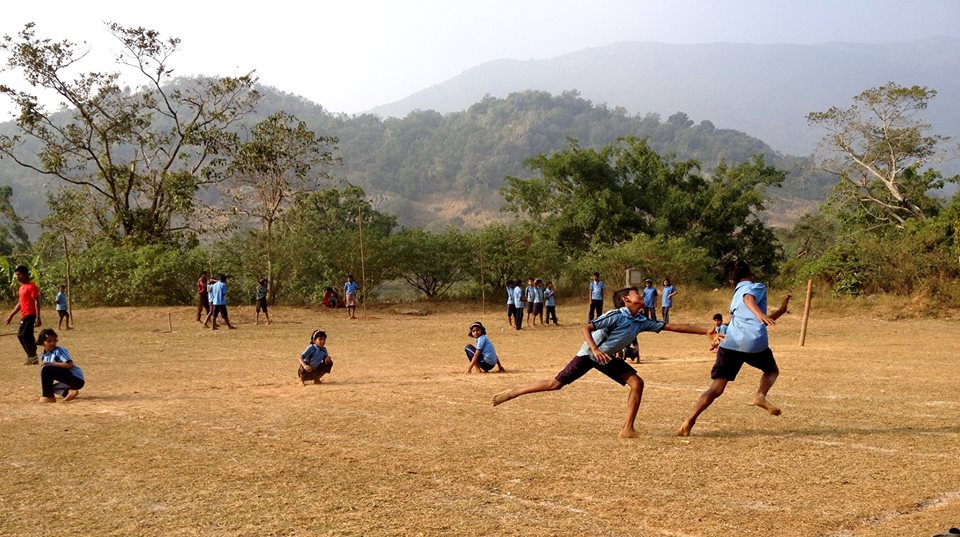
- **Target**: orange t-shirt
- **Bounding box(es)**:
[18,281,39,317]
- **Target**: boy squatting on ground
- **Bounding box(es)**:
[492,286,722,438]
[298,329,333,385]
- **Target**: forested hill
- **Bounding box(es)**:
[0,87,828,231]
[370,39,960,157]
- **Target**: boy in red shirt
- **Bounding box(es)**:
[6,265,41,365]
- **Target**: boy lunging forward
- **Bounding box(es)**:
[677,260,791,436]
[493,286,721,438]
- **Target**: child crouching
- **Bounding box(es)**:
[37,329,85,402]
[298,329,333,385]
[465,321,505,373]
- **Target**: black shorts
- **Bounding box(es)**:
[532,303,543,315]
[57,310,69,319]
[212,304,229,320]
[711,347,778,381]
[526,302,534,314]
[256,298,268,313]
[555,355,637,386]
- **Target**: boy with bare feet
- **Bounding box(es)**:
[492,287,721,438]
[677,260,791,437]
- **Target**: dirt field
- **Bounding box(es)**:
[1,300,958,537]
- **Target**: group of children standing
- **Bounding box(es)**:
[506,278,558,330]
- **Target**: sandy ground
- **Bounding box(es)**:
[1,301,958,537]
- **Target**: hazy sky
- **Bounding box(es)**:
[1,0,958,117]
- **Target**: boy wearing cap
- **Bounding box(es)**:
[492,286,721,438]
[465,321,505,373]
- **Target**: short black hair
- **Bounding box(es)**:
[729,259,752,282]
[593,272,600,277]
[612,286,639,308]
[37,328,57,346]
[713,313,724,322]
[311,329,327,341]
[219,274,228,282]
[14,265,29,276]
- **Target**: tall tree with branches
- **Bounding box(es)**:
[807,82,956,227]
[0,23,260,244]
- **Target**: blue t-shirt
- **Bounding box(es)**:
[209,281,227,306]
[506,286,515,306]
[300,343,329,369]
[525,285,537,303]
[513,286,524,304]
[715,324,728,335]
[56,291,68,311]
[720,281,769,353]
[544,288,555,307]
[590,280,604,300]
[41,346,84,381]
[344,281,358,297]
[661,285,675,307]
[578,307,665,362]
[474,335,499,366]
[643,286,658,308]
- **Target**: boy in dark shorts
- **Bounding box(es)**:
[255,277,270,325]
[493,286,722,438]
[677,260,791,437]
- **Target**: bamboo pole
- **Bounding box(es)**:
[63,235,73,328]
[358,203,367,319]
[799,279,813,347]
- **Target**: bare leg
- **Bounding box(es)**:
[677,378,728,436]
[619,375,644,438]
[749,369,781,416]
[492,378,561,406]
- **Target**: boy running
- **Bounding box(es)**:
[493,286,722,438]
[677,260,791,436]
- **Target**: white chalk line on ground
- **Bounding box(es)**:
[823,491,960,537]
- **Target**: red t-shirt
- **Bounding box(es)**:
[197,278,207,295]
[18,281,40,317]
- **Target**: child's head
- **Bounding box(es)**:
[527,278,534,285]
[713,313,724,326]
[507,280,515,288]
[729,259,752,283]
[663,278,671,286]
[592,272,601,281]
[59,284,66,291]
[258,277,267,285]
[644,278,653,287]
[200,270,208,278]
[37,328,58,351]
[535,279,543,286]
[546,281,554,289]
[468,321,486,337]
[612,286,641,309]
[347,274,354,282]
[310,329,327,345]
[14,265,30,283]
[219,274,228,282]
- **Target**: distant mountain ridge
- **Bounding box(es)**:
[370,39,960,156]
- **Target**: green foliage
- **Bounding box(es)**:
[466,224,566,292]
[502,137,785,278]
[571,234,715,288]
[41,243,206,306]
[0,23,260,244]
[386,228,472,299]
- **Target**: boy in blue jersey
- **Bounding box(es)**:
[588,272,604,321]
[493,286,722,438]
[55,284,71,330]
[512,280,525,330]
[506,281,516,328]
[642,279,658,320]
[204,275,236,330]
[677,260,791,437]
[344,275,359,320]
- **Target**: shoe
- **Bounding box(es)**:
[23,356,39,365]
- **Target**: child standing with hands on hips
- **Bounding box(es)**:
[298,329,333,385]
[37,329,85,402]
[465,321,505,373]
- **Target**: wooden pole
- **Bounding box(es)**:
[799,279,813,347]
[63,235,73,328]
[167,312,173,332]
[479,233,486,314]
[358,203,367,319]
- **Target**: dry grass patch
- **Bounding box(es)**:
[1,302,958,536]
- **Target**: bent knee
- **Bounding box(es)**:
[548,379,564,391]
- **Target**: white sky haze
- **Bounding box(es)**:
[1,0,959,117]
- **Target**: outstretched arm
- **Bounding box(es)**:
[662,322,725,345]
[769,294,793,321]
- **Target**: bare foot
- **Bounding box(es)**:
[618,428,639,439]
[64,390,79,401]
[750,395,782,416]
[492,391,513,406]
[38,396,56,403]
[676,420,693,437]
[313,379,323,384]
